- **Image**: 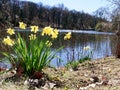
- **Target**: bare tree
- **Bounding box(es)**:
[107,0,120,7]
[108,0,120,58]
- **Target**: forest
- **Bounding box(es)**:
[1,0,120,89]
[0,0,107,30]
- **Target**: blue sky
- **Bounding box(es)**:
[20,0,111,14]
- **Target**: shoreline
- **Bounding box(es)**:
[1,56,120,89]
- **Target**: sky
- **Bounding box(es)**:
[20,0,111,14]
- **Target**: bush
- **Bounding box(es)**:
[95,23,103,32]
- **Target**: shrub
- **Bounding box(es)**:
[65,60,79,71]
[95,23,103,32]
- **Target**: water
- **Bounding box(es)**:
[0,29,116,67]
[50,31,116,66]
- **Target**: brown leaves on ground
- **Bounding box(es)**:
[1,56,120,90]
[43,56,120,89]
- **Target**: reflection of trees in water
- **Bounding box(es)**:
[53,33,115,48]
[53,33,116,64]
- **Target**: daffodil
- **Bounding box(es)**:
[2,22,67,77]
[51,29,59,39]
[83,46,90,50]
[45,40,52,47]
[30,25,39,33]
[29,34,36,40]
[2,36,14,46]
[19,22,26,29]
[51,32,58,39]
[64,32,71,40]
[7,28,15,35]
[42,26,53,36]
[53,29,59,35]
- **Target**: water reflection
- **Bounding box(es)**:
[51,32,116,66]
[0,30,116,67]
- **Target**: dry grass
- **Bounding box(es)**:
[1,56,120,90]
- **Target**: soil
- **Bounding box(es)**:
[1,56,120,90]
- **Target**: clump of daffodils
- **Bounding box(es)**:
[3,22,71,47]
[2,22,72,77]
[81,45,92,62]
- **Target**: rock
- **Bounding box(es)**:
[89,83,96,88]
[102,80,108,85]
[41,83,49,90]
[79,83,96,90]
[27,79,40,87]
[24,80,29,85]
[41,82,56,89]
[90,76,99,83]
[49,82,56,89]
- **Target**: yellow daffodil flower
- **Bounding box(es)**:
[29,34,36,40]
[3,36,14,46]
[30,25,39,33]
[64,32,71,40]
[42,26,53,36]
[51,32,58,39]
[7,28,15,35]
[45,40,52,47]
[83,46,90,50]
[19,22,26,29]
[53,29,59,35]
[51,29,59,39]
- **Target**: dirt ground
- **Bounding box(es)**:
[1,56,120,90]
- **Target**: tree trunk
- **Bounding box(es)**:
[116,21,120,58]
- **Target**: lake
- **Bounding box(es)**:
[0,29,116,67]
[51,30,116,66]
